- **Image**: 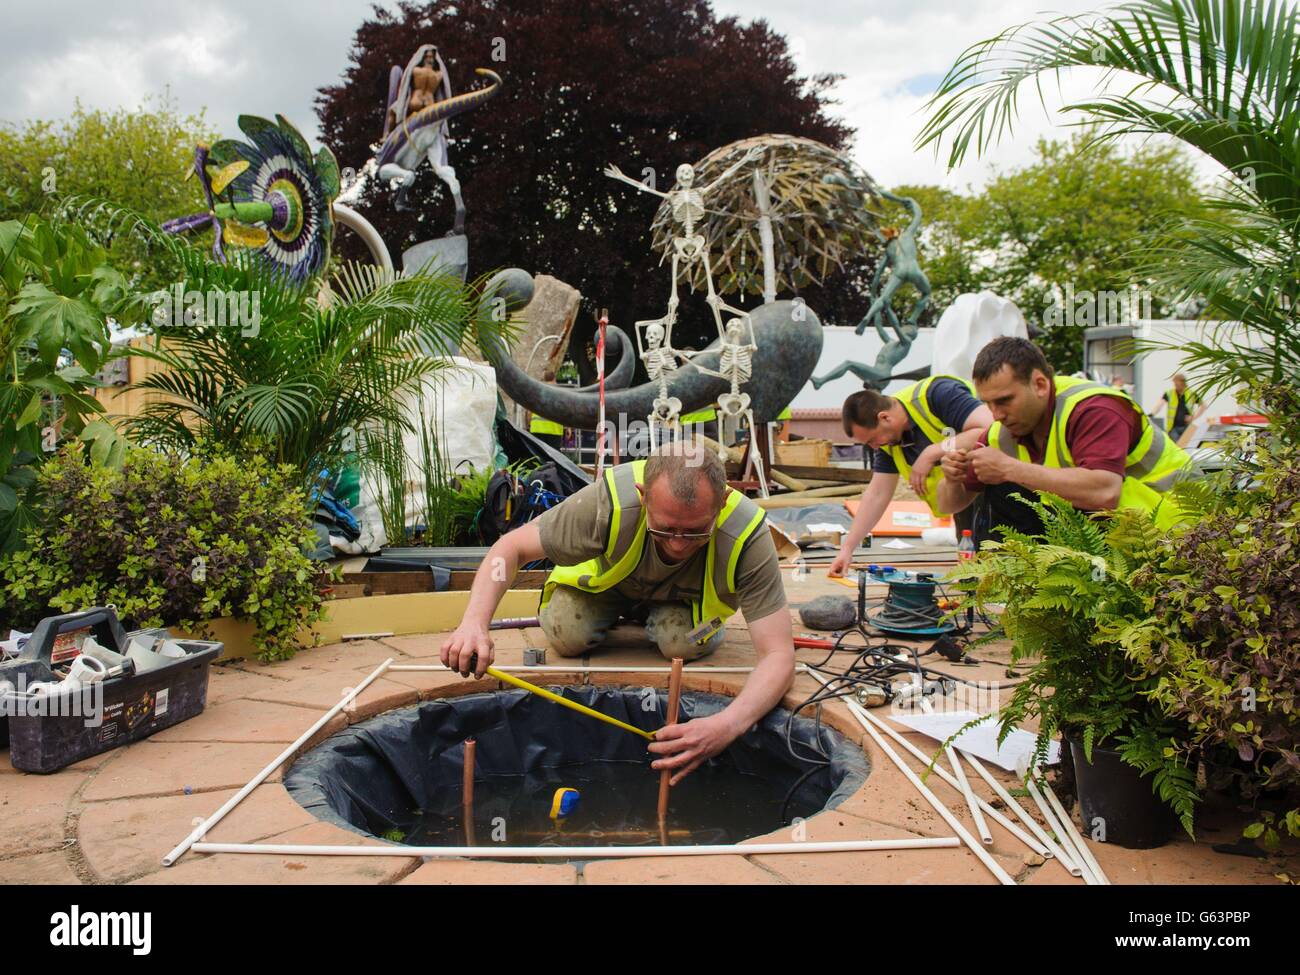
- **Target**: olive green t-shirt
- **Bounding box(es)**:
[535,476,788,623]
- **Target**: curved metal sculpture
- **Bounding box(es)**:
[489,301,822,428]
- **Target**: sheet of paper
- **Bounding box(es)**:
[881,538,914,549]
[806,522,846,533]
[889,709,1060,771]
[892,511,932,528]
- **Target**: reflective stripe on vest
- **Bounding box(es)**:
[986,376,1192,525]
[880,374,975,515]
[539,460,768,638]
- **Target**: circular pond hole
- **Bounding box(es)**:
[285,686,869,854]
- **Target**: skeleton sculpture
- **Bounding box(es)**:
[604,148,761,443]
[641,323,684,444]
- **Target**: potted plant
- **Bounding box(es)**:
[950,494,1199,848]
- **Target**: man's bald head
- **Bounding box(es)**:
[643,440,727,511]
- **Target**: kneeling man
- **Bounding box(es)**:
[440,441,796,782]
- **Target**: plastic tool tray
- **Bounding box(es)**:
[0,607,221,773]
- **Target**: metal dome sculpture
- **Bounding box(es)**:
[647,134,883,301]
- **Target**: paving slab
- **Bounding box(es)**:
[149,698,325,744]
[81,741,290,801]
[2,850,81,883]
[78,783,320,883]
[0,770,84,855]
[584,852,781,885]
[399,860,578,885]
[133,821,412,885]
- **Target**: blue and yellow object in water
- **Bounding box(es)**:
[550,787,581,822]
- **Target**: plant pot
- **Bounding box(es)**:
[1068,737,1176,850]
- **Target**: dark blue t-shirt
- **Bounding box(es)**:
[872,378,982,474]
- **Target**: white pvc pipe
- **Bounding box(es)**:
[961,750,1079,876]
[808,671,1017,885]
[190,837,961,859]
[1025,772,1096,885]
[948,747,992,845]
[1036,767,1110,885]
[162,658,396,867]
[825,692,1049,859]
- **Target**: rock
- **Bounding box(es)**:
[799,595,856,631]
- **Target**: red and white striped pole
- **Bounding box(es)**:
[596,309,609,477]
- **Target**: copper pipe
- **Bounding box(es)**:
[463,738,477,846]
[656,657,685,828]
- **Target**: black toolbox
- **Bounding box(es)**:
[0,607,222,773]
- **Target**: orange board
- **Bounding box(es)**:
[844,499,952,536]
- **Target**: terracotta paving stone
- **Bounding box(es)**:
[148,698,325,744]
[2,850,81,883]
[584,853,782,885]
[0,771,84,855]
[80,741,290,801]
[133,821,412,885]
[377,633,442,657]
[203,665,288,705]
[78,784,320,883]
[242,672,418,719]
[231,639,399,678]
[400,860,579,885]
[744,809,1023,885]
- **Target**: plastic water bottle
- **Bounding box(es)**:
[957,529,976,561]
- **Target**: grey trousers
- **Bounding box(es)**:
[539,586,725,661]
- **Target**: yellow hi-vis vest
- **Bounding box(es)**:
[530,414,564,437]
[880,374,976,516]
[539,459,767,645]
[986,376,1192,528]
[1166,387,1199,422]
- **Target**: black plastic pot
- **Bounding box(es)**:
[1068,737,1176,849]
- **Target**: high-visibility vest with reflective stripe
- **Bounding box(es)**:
[540,460,768,644]
[776,405,792,421]
[880,374,976,516]
[1166,387,1199,422]
[986,376,1192,528]
[530,415,564,436]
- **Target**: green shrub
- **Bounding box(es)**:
[0,446,328,660]
[1116,384,1300,845]
[951,494,1201,836]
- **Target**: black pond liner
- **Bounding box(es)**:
[284,686,870,850]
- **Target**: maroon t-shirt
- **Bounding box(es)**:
[963,395,1140,490]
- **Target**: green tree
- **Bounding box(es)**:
[894,133,1204,371]
[0,94,214,291]
[918,0,1300,392]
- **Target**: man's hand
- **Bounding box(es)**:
[909,443,944,495]
[827,550,852,578]
[648,713,739,785]
[968,446,1022,486]
[941,447,971,482]
[440,622,494,678]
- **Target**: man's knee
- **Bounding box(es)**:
[645,604,722,662]
[539,587,618,657]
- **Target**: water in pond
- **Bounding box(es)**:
[387,759,823,848]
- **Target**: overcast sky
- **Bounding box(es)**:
[1,0,1227,190]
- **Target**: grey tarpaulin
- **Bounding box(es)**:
[284,686,869,842]
[764,503,855,548]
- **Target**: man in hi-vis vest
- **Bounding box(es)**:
[829,378,992,577]
[440,440,795,783]
[936,337,1192,540]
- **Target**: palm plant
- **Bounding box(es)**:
[71,200,514,493]
[917,0,1300,394]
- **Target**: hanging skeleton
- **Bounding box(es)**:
[605,149,761,443]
